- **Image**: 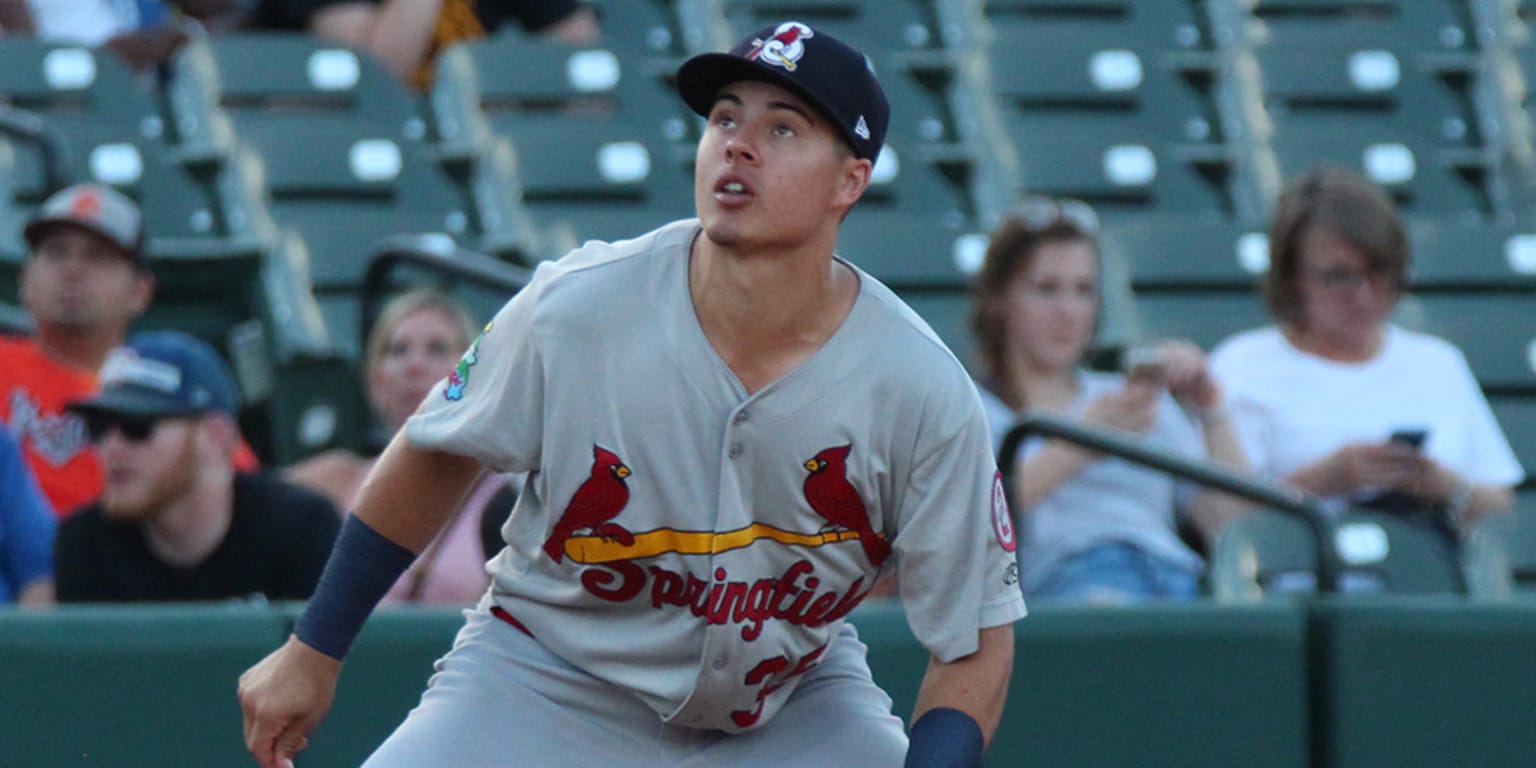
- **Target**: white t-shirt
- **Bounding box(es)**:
[406,219,1026,732]
[1209,325,1524,508]
[978,370,1207,591]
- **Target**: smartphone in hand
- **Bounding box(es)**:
[1122,346,1167,385]
[1389,428,1428,449]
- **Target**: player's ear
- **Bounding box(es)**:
[834,156,873,208]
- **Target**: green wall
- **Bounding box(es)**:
[2,599,1533,767]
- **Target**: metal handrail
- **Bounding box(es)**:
[998,410,1341,594]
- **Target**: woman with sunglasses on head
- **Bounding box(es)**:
[971,197,1249,604]
[1209,167,1521,542]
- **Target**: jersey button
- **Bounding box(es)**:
[712,654,729,670]
[728,443,744,459]
[733,410,750,425]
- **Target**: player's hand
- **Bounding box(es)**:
[239,634,343,768]
[1083,384,1157,436]
[1157,340,1221,412]
[1325,442,1420,495]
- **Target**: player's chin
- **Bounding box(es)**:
[698,217,752,249]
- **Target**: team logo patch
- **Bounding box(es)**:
[444,321,491,401]
[747,21,814,72]
[992,471,1016,552]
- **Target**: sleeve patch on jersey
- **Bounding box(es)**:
[991,471,1016,552]
[444,321,492,401]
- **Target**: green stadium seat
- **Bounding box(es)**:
[1209,508,1325,600]
[1133,290,1269,350]
[1210,508,1467,599]
[587,0,706,63]
[1392,292,1536,391]
[1101,215,1268,290]
[1242,3,1492,215]
[1408,217,1536,289]
[431,34,696,246]
[0,40,168,176]
[360,233,532,339]
[169,34,540,265]
[0,43,225,241]
[982,0,1262,221]
[140,229,364,463]
[1488,395,1536,481]
[166,34,425,162]
[1241,0,1478,54]
[1462,491,1536,597]
[0,106,67,206]
[837,211,980,290]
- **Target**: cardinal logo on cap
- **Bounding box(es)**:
[747,21,814,72]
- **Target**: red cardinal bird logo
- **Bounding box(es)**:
[544,445,633,563]
[802,444,890,566]
[747,21,813,71]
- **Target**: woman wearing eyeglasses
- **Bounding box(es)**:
[971,197,1250,603]
[1209,167,1521,538]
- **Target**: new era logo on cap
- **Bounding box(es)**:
[854,115,870,140]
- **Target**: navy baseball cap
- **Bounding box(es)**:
[676,21,889,162]
[67,331,238,419]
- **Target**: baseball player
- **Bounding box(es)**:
[239,21,1025,768]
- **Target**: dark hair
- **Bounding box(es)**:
[969,204,1099,411]
[1263,166,1409,327]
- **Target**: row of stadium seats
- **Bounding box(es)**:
[0,2,1533,477]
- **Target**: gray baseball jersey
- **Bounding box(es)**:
[405,218,1026,733]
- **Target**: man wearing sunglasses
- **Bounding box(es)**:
[52,331,340,603]
[1,184,262,520]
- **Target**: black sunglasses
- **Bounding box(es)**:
[82,413,164,444]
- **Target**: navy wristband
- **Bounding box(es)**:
[905,707,984,768]
[294,515,417,661]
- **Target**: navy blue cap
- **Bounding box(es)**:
[67,331,238,419]
[676,21,889,162]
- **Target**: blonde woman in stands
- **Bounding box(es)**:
[286,288,508,603]
[1210,166,1522,542]
[972,197,1249,604]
